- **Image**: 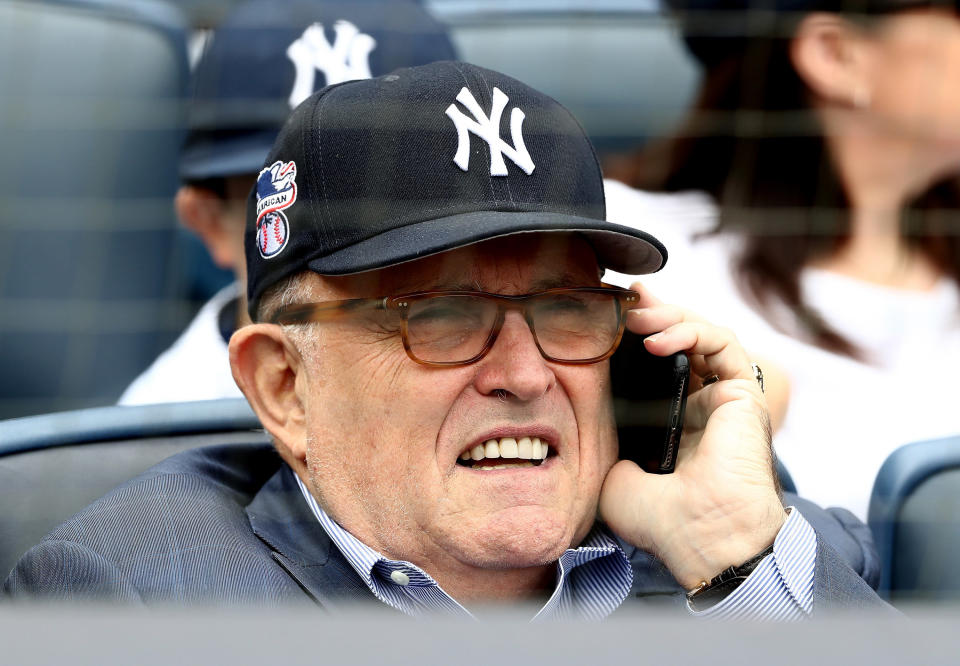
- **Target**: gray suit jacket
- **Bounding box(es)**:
[3,443,889,613]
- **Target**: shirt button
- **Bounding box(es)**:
[390,570,410,586]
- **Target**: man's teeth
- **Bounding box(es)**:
[459,436,549,465]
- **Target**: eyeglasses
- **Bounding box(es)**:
[269,286,638,367]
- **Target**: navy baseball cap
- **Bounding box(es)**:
[245,61,668,319]
[180,0,457,181]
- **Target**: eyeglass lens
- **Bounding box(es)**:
[403,292,622,364]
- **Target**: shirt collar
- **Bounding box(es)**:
[294,474,632,619]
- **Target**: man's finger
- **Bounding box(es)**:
[687,353,711,379]
[682,380,764,431]
[642,321,754,383]
[625,304,690,335]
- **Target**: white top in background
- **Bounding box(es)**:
[119,282,243,406]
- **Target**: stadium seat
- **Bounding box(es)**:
[0,398,264,580]
[868,435,960,603]
[0,0,194,419]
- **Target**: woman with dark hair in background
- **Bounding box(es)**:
[605,0,960,520]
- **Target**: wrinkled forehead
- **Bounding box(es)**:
[317,233,603,298]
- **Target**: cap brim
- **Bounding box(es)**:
[304,211,667,276]
[179,129,279,181]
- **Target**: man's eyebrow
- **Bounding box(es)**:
[529,274,599,290]
[402,273,597,293]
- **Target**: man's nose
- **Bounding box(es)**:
[472,310,556,402]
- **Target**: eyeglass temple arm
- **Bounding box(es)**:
[268,297,389,325]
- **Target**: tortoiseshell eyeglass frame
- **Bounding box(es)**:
[268,285,639,367]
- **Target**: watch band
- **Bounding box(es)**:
[685,543,775,612]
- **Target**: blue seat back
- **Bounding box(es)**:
[0,399,263,579]
[868,435,960,602]
[0,0,191,418]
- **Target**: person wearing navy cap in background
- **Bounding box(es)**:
[119,0,457,405]
[8,62,890,618]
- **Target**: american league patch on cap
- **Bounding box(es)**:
[256,160,298,258]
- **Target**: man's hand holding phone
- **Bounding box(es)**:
[598,282,787,592]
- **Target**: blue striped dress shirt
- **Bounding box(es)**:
[295,476,815,620]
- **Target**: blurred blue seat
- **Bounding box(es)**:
[868,435,960,603]
[0,0,193,419]
[0,398,263,580]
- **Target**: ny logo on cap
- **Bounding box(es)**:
[445,87,535,177]
[286,20,376,108]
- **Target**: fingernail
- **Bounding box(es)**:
[644,334,658,343]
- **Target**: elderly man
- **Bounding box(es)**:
[5,62,885,618]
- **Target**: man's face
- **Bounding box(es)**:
[293,234,619,577]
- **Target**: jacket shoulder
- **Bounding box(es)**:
[4,443,305,605]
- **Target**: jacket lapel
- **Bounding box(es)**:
[246,463,379,610]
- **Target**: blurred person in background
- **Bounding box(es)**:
[119,0,456,405]
[604,0,960,521]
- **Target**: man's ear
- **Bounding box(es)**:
[175,185,237,269]
[229,324,309,466]
[791,13,873,108]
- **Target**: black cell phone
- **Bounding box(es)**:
[609,332,689,474]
